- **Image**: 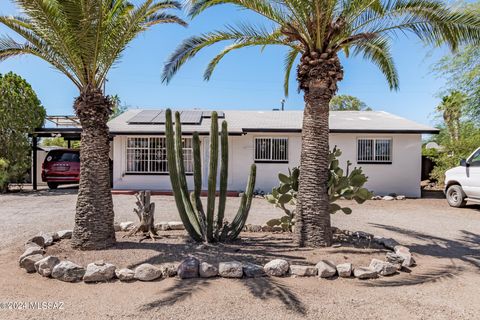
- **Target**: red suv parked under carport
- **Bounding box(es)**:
[42,149,80,189]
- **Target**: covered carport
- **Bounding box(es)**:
[30,116,82,191]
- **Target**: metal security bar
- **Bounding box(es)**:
[254,137,288,162]
[126,137,193,173]
[357,138,392,163]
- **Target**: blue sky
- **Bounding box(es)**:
[0,1,450,126]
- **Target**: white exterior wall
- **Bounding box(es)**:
[112,132,422,198]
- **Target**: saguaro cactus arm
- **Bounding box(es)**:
[215,120,229,239]
[165,109,203,241]
[206,111,219,242]
[226,164,256,241]
[192,132,207,238]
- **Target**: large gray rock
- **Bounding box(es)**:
[243,263,266,278]
[57,230,73,240]
[52,261,86,282]
[316,260,337,278]
[160,263,178,277]
[369,259,397,276]
[115,268,135,282]
[385,252,405,270]
[289,265,318,277]
[19,246,45,263]
[134,264,162,281]
[177,257,199,279]
[264,259,289,277]
[199,262,218,278]
[20,254,44,273]
[374,237,400,250]
[38,232,54,246]
[120,221,135,231]
[27,235,45,248]
[353,267,377,279]
[336,263,353,278]
[114,223,122,232]
[83,261,117,283]
[218,261,243,278]
[34,256,60,277]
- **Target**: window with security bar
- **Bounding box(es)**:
[254,137,289,163]
[357,138,392,164]
[126,137,193,173]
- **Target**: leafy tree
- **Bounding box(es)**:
[329,95,371,111]
[428,122,480,184]
[41,137,81,149]
[162,0,480,247]
[436,91,466,142]
[0,72,45,192]
[110,94,128,119]
[433,2,480,121]
[0,0,186,250]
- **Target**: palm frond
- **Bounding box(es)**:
[283,47,299,96]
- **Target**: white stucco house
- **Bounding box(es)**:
[108,109,438,198]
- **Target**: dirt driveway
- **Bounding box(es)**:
[0,190,479,320]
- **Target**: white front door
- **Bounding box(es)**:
[465,148,480,199]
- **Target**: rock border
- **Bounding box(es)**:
[19,226,416,283]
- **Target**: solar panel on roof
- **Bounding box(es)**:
[127,110,161,124]
[127,110,225,125]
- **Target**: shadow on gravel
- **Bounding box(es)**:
[359,264,465,287]
[139,277,306,315]
[370,223,480,271]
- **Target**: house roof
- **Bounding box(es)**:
[107,109,439,135]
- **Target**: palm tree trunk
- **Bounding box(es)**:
[293,53,343,247]
[71,87,115,250]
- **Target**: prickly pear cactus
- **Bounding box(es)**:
[266,146,371,230]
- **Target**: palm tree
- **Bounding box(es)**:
[0,0,186,250]
[162,0,480,247]
[437,91,466,142]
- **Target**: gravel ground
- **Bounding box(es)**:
[0,187,479,320]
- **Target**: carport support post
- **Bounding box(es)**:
[32,135,38,191]
[67,139,71,148]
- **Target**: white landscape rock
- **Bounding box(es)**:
[369,259,397,276]
[134,264,162,281]
[160,263,178,277]
[167,221,185,230]
[20,254,44,273]
[218,261,243,278]
[83,261,117,283]
[57,230,73,239]
[34,256,60,277]
[289,265,318,277]
[177,257,200,279]
[155,222,170,231]
[385,252,405,270]
[382,196,395,201]
[264,259,290,277]
[243,263,266,278]
[120,221,135,231]
[38,232,54,246]
[19,246,45,263]
[336,263,353,278]
[316,260,337,278]
[396,195,406,200]
[115,268,135,282]
[52,261,86,282]
[199,262,218,278]
[26,235,45,248]
[353,267,377,279]
[394,246,415,267]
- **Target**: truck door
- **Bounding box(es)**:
[465,148,480,199]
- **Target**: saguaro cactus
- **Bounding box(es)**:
[165,109,256,242]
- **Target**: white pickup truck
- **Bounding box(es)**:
[444,147,480,207]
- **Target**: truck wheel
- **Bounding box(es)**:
[446,185,467,208]
[47,182,59,190]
